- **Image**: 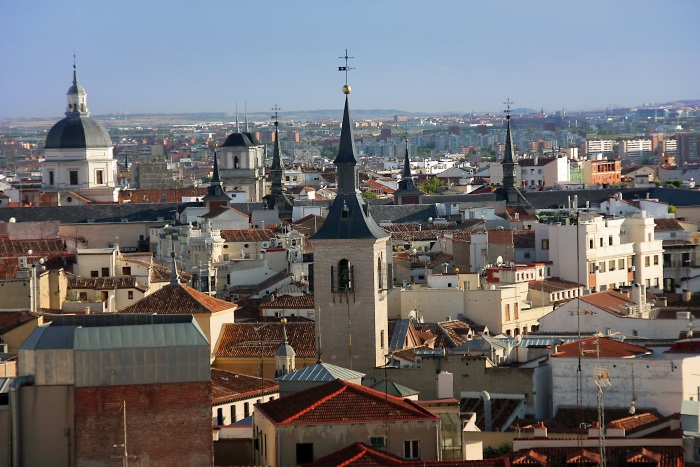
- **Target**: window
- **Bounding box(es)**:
[645,256,650,267]
[645,279,651,287]
[216,408,224,425]
[101,267,109,277]
[48,171,54,185]
[653,255,659,265]
[80,292,88,301]
[404,440,419,459]
[589,239,594,249]
[370,436,386,447]
[514,303,519,320]
[609,260,615,271]
[122,267,131,275]
[128,291,134,300]
[654,277,659,287]
[598,262,606,273]
[599,238,603,247]
[619,259,625,270]
[96,169,104,185]
[244,402,250,418]
[589,263,596,274]
[541,239,550,250]
[91,270,99,278]
[608,235,613,245]
[296,443,314,464]
[234,156,240,169]
[380,330,385,349]
[69,170,78,185]
[505,304,510,321]
[377,257,383,290]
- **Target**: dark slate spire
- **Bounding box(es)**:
[212,147,221,184]
[168,230,180,285]
[334,95,361,194]
[269,106,284,209]
[204,146,229,210]
[393,139,422,205]
[311,88,387,240]
[501,100,517,191]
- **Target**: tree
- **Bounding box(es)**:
[483,442,512,458]
[362,190,379,199]
[419,177,443,194]
[668,204,677,215]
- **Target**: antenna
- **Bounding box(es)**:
[592,315,610,466]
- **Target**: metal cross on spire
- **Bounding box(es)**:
[338,49,354,86]
[271,104,281,127]
[504,98,514,119]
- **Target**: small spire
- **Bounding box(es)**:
[271,105,282,170]
[235,101,239,133]
[73,52,78,86]
[402,138,411,178]
[245,101,249,132]
[280,317,289,346]
[212,144,221,183]
[169,230,180,285]
[502,98,515,165]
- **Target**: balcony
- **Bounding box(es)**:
[585,243,634,261]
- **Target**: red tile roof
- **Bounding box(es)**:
[512,446,683,467]
[211,368,278,404]
[513,230,535,249]
[0,312,40,334]
[220,229,277,242]
[256,379,438,425]
[654,218,684,232]
[552,337,650,359]
[578,290,634,316]
[119,283,235,315]
[307,442,408,466]
[260,294,314,309]
[215,322,316,357]
[200,206,248,220]
[608,412,661,432]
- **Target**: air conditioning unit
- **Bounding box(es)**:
[18,257,28,269]
[629,266,636,272]
[262,242,270,249]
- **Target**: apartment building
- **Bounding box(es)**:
[582,158,621,186]
[618,139,652,159]
[518,155,569,189]
[583,139,614,157]
[535,213,664,293]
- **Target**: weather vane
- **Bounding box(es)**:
[271,105,281,127]
[338,49,354,94]
[504,98,514,119]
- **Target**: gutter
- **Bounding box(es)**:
[9,374,35,467]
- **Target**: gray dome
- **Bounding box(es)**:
[45,116,112,149]
[68,83,86,95]
[220,132,261,148]
[276,344,296,357]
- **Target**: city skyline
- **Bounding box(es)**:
[1,0,699,119]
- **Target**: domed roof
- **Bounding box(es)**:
[67,82,86,95]
[45,116,112,149]
[276,344,296,357]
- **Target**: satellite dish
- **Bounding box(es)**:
[496,256,504,266]
[514,334,522,345]
[9,217,15,223]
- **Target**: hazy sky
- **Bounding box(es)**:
[1,0,698,119]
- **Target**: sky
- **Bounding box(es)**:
[1,0,699,119]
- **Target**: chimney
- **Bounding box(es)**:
[480,391,492,431]
[533,421,548,438]
[632,283,646,308]
[436,371,453,399]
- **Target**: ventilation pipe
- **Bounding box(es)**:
[10,375,35,467]
[480,390,493,431]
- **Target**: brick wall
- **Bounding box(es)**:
[74,381,213,467]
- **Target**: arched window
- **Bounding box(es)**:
[338,259,351,291]
[377,257,383,290]
[514,303,519,320]
[505,304,511,321]
[234,156,240,169]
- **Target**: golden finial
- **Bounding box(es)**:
[342,84,351,94]
[280,317,287,324]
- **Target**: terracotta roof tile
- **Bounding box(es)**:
[215,322,316,357]
[257,379,438,425]
[211,368,278,404]
[260,294,314,309]
[220,229,277,243]
[307,442,407,466]
[200,206,248,220]
[552,337,650,358]
[578,289,635,316]
[654,218,684,231]
[608,412,661,431]
[512,446,683,467]
[513,230,535,248]
[0,311,39,334]
[119,283,235,315]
